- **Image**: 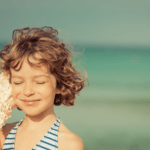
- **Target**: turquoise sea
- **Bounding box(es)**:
[1,42,150,150]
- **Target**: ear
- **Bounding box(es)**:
[56,88,61,94]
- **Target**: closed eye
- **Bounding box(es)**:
[38,82,45,84]
[14,82,45,85]
[14,83,21,85]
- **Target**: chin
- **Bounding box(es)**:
[24,110,42,117]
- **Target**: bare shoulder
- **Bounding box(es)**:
[0,121,19,149]
[2,121,19,136]
[58,121,84,150]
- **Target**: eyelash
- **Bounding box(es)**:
[14,82,45,85]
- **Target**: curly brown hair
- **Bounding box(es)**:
[0,26,87,110]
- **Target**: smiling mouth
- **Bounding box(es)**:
[23,99,40,102]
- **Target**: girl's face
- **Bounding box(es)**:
[10,55,60,116]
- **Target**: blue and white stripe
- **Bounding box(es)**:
[3,117,60,150]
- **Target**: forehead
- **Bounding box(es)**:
[10,54,49,75]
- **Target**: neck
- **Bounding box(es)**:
[20,108,57,131]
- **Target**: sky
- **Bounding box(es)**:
[0,0,150,46]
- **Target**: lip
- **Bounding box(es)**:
[23,99,40,102]
[23,100,39,105]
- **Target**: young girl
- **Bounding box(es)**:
[0,26,87,150]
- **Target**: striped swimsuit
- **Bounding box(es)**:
[3,117,61,150]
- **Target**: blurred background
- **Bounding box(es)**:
[1,0,150,149]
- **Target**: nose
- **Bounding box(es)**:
[23,82,35,96]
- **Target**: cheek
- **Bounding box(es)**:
[13,92,21,101]
[44,89,55,100]
[11,87,19,98]
[45,95,49,99]
[43,86,56,100]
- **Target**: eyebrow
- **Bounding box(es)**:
[11,75,50,79]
